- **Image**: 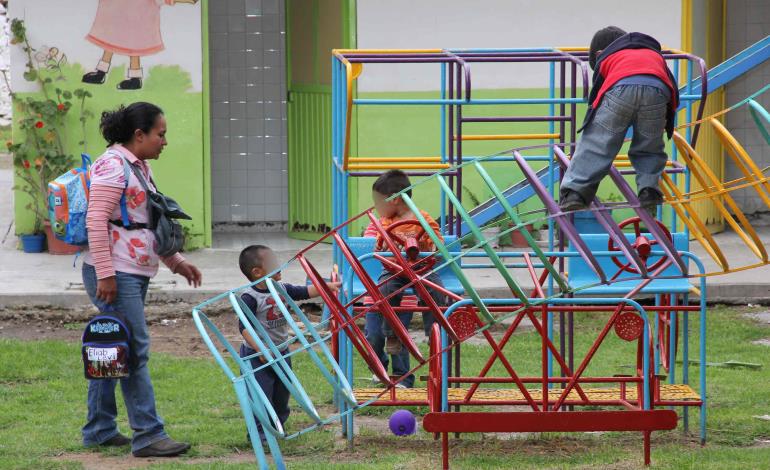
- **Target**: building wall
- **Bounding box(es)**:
[356,0,681,92]
[208,0,288,225]
[725,0,770,214]
[9,0,208,247]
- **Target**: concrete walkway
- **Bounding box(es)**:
[2,165,770,307]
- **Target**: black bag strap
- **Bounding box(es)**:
[108,219,149,230]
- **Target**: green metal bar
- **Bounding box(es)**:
[473,161,568,293]
[401,194,495,324]
[436,176,529,305]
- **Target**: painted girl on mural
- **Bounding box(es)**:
[82,0,198,90]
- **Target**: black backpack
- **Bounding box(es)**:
[81,315,131,380]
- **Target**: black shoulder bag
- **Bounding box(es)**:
[128,164,192,257]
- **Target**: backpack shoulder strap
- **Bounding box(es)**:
[102,149,133,228]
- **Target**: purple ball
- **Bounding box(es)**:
[389,409,416,436]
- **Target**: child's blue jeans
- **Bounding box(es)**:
[364,272,446,388]
[240,344,291,440]
[561,84,670,202]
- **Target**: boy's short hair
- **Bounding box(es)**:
[372,169,412,198]
[589,26,627,70]
[239,244,270,279]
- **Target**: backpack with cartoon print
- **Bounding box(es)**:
[81,313,131,380]
[47,152,134,246]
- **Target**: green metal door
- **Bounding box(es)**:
[286,0,356,241]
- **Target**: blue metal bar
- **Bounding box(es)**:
[685,36,770,95]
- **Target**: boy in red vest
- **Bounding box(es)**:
[559,27,679,215]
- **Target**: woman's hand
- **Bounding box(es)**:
[176,261,202,287]
[96,276,118,304]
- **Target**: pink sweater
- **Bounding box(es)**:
[84,146,184,279]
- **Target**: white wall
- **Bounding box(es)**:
[10,0,202,92]
[725,0,770,214]
[356,0,682,91]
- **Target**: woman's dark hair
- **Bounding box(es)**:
[100,102,164,146]
[589,26,627,70]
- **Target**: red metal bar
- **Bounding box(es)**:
[422,410,678,433]
[446,376,643,384]
[364,213,460,341]
[524,309,590,401]
[299,255,392,385]
[464,308,527,397]
[644,430,651,466]
[333,232,426,362]
[442,432,449,470]
[351,304,700,314]
[551,261,672,411]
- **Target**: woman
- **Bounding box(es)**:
[82,102,202,457]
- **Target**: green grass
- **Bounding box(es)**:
[1,305,769,469]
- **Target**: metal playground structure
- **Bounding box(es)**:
[193,37,770,469]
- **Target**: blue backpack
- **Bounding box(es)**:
[48,152,133,246]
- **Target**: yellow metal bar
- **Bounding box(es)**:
[349,157,442,163]
[673,132,767,262]
[711,118,770,210]
[457,133,560,141]
[661,173,728,271]
[347,163,451,170]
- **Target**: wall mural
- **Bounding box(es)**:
[82,0,199,90]
[10,0,207,246]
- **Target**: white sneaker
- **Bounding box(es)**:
[395,382,407,389]
[371,374,383,386]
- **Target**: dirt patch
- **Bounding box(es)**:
[753,338,770,347]
[753,438,770,448]
[0,302,238,357]
[57,450,257,470]
[744,311,770,325]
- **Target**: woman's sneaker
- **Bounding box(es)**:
[132,438,191,458]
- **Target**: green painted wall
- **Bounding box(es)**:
[286,0,356,241]
[13,64,207,248]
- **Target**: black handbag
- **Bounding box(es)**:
[128,164,192,257]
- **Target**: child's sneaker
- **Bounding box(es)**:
[395,382,408,389]
[559,189,587,212]
[638,187,663,217]
[385,335,403,355]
